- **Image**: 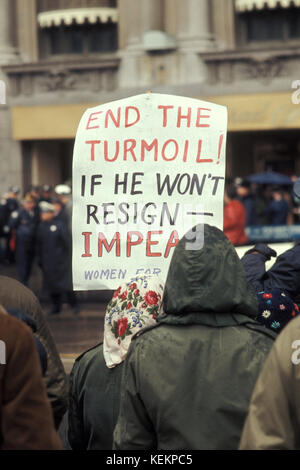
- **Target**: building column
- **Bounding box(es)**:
[176,0,215,84]
[0,0,22,196]
[140,0,164,33]
[118,0,143,89]
[0,0,19,64]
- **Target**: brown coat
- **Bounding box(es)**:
[0,275,68,428]
[239,316,300,450]
[0,311,62,449]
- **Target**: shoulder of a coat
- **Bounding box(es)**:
[74,342,103,364]
[131,323,161,342]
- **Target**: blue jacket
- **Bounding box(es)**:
[265,200,289,225]
[240,196,257,226]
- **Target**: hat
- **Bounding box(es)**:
[256,289,300,334]
[55,184,71,195]
[9,186,20,195]
[235,178,250,188]
[39,201,55,213]
[23,193,35,203]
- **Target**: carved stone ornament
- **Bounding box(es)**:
[243,56,283,84]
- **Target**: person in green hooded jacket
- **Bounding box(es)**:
[113,224,276,450]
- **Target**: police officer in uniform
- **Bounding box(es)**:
[54,184,72,232]
[8,193,38,285]
[37,202,79,315]
[39,184,53,204]
[52,197,69,227]
[0,186,20,264]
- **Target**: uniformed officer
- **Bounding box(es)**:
[8,193,38,285]
[40,184,53,204]
[52,197,69,228]
[54,184,72,232]
[37,201,79,315]
[0,186,20,264]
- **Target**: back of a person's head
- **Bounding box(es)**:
[225,183,237,201]
[0,275,40,317]
[162,224,257,318]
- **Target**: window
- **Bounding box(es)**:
[238,6,300,44]
[41,21,118,57]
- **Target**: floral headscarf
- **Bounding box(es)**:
[103,276,164,368]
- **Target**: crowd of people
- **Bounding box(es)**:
[1,221,300,450]
[223,177,300,246]
[0,183,79,315]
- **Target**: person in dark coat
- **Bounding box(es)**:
[53,198,70,227]
[8,193,39,286]
[0,274,68,428]
[37,201,78,315]
[0,186,20,264]
[67,277,164,450]
[55,184,72,232]
[265,186,289,225]
[113,224,275,450]
[241,242,300,309]
[39,184,53,204]
[236,180,257,226]
[0,306,62,450]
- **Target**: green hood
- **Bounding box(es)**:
[162,224,258,319]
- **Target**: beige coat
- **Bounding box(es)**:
[240,316,300,450]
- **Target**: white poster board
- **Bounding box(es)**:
[72,93,227,290]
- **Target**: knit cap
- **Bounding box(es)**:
[257,289,299,333]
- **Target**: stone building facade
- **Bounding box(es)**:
[1,0,300,194]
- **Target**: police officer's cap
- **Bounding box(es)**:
[39,201,55,213]
[55,184,71,195]
[42,184,52,192]
[9,186,20,195]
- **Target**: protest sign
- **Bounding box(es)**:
[72,93,227,290]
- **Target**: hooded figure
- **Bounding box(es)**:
[67,276,164,450]
[113,224,275,450]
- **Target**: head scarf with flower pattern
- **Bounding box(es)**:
[103,276,164,368]
[256,289,300,334]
